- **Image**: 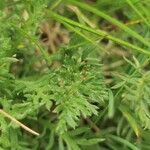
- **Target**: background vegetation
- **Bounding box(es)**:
[0,0,150,149]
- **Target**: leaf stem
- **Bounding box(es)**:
[0,109,39,136]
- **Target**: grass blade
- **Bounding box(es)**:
[119,105,140,137]
[108,90,115,118]
[109,134,140,150]
[67,0,150,47]
[126,0,150,28]
[47,11,150,56]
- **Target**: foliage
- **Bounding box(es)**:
[0,0,150,149]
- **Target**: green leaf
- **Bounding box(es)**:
[76,138,105,146]
[108,90,115,118]
[109,134,140,150]
[119,105,140,137]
